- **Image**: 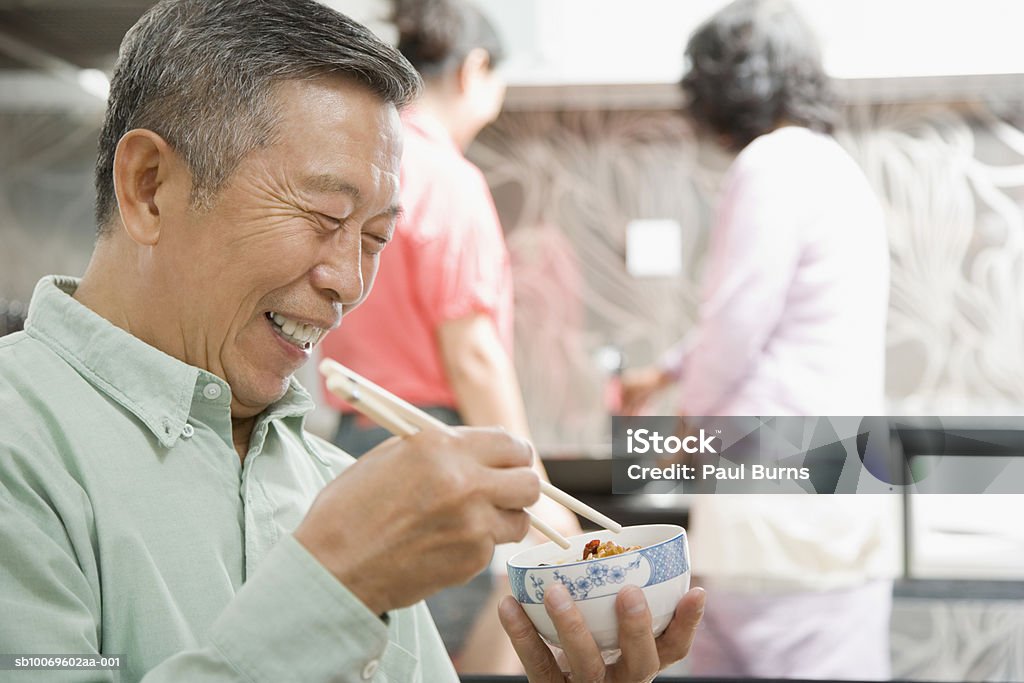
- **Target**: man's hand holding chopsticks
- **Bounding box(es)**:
[293,427,540,616]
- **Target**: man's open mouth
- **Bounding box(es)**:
[265,312,327,350]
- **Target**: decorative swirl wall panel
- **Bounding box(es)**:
[469,102,1024,447]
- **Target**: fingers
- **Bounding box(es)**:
[457,427,535,468]
[611,586,659,683]
[398,427,539,513]
[491,508,532,545]
[545,584,606,682]
[298,426,543,614]
[621,366,672,415]
[499,586,705,683]
[485,467,542,511]
[455,428,541,511]
[654,587,706,668]
[622,387,654,416]
[498,596,564,683]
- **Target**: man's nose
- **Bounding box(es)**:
[312,238,364,305]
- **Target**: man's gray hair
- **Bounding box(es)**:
[94,0,422,235]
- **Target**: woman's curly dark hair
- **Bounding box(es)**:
[681,0,836,151]
[391,0,505,80]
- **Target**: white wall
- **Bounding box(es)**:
[474,0,1024,85]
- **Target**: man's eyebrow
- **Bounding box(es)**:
[299,173,362,199]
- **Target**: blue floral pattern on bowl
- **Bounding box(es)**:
[538,555,642,600]
[641,535,689,585]
[509,533,688,605]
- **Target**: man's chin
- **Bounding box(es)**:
[228,377,293,419]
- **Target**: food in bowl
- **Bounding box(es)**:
[507,524,689,651]
[582,539,641,560]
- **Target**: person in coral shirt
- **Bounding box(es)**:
[320,0,580,674]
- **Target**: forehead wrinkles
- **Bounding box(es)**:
[273,76,390,134]
[295,160,398,208]
[253,79,403,208]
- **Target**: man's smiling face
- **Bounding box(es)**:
[155,77,403,418]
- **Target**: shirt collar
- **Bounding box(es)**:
[24,275,315,449]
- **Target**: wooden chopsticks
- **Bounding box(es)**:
[320,359,624,549]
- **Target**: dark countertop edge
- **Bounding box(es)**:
[894,578,1024,601]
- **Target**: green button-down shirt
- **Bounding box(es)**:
[0,276,458,683]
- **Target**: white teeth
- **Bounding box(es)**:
[268,312,325,348]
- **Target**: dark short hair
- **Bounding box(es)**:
[392,0,505,79]
[681,0,835,151]
[94,0,422,235]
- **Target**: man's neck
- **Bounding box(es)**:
[80,241,257,465]
[74,245,135,333]
[231,416,255,463]
[74,239,178,360]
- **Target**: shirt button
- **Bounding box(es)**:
[361,659,379,680]
[181,424,195,439]
[202,383,223,400]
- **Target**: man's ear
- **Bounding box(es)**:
[456,47,491,94]
[111,129,182,246]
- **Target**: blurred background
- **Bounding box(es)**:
[1,0,1023,680]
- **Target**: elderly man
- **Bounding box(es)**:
[0,1,703,681]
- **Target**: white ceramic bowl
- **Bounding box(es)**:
[507,524,689,651]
